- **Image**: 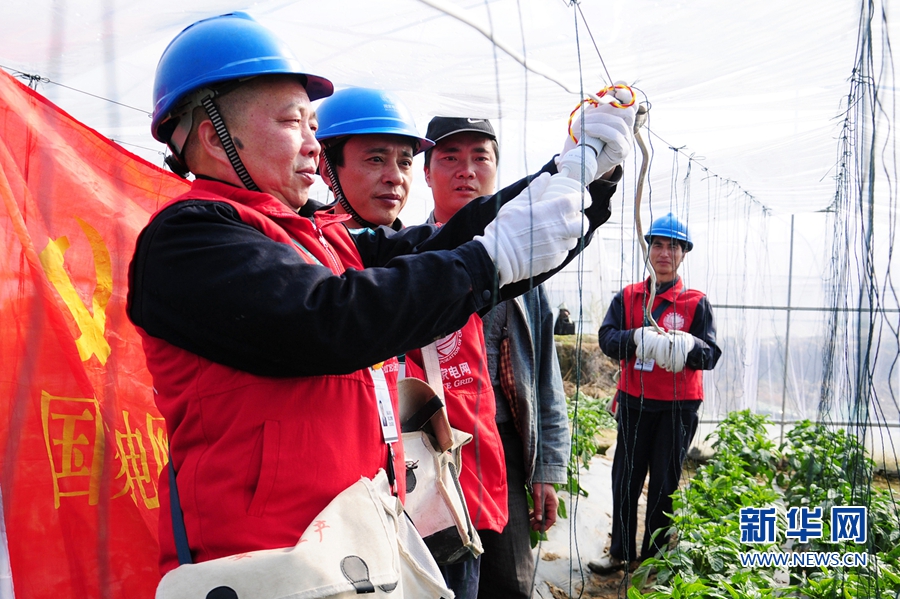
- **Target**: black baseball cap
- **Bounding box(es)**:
[425,117,496,144]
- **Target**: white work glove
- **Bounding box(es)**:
[633,326,664,363]
[557,100,636,181]
[475,173,588,286]
[663,330,695,373]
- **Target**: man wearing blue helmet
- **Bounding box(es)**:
[590,213,721,575]
[127,13,612,585]
[315,87,432,230]
[314,95,634,598]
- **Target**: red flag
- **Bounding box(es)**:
[0,69,189,598]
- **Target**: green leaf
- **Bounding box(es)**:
[528,528,547,549]
[557,496,568,519]
[627,587,645,599]
[720,580,740,599]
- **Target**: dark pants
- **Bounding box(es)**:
[477,422,534,599]
[439,554,481,599]
[609,398,699,562]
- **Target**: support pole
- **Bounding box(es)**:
[779,214,795,445]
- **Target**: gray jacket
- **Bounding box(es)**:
[487,286,571,486]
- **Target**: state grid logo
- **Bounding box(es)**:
[661,311,686,331]
[435,331,463,362]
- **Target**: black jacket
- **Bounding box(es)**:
[129,159,618,377]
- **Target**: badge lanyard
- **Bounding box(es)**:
[370,364,399,494]
[370,364,399,444]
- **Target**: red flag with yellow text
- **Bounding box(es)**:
[0,69,189,598]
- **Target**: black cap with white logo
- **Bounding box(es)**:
[425,117,496,144]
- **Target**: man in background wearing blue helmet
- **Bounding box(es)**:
[590,213,721,575]
[128,13,606,579]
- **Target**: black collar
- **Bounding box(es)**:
[653,276,680,294]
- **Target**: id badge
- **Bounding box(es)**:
[370,366,399,444]
[634,358,655,372]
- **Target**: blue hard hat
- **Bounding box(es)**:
[645,213,693,251]
[315,87,434,155]
[151,12,333,143]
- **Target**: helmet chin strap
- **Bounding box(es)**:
[321,151,380,230]
[200,95,260,192]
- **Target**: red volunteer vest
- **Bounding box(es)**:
[137,180,404,574]
[617,278,706,401]
[405,314,509,533]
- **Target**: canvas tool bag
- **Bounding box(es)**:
[398,342,484,565]
[156,468,453,599]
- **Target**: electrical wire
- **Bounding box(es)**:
[0,64,150,114]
